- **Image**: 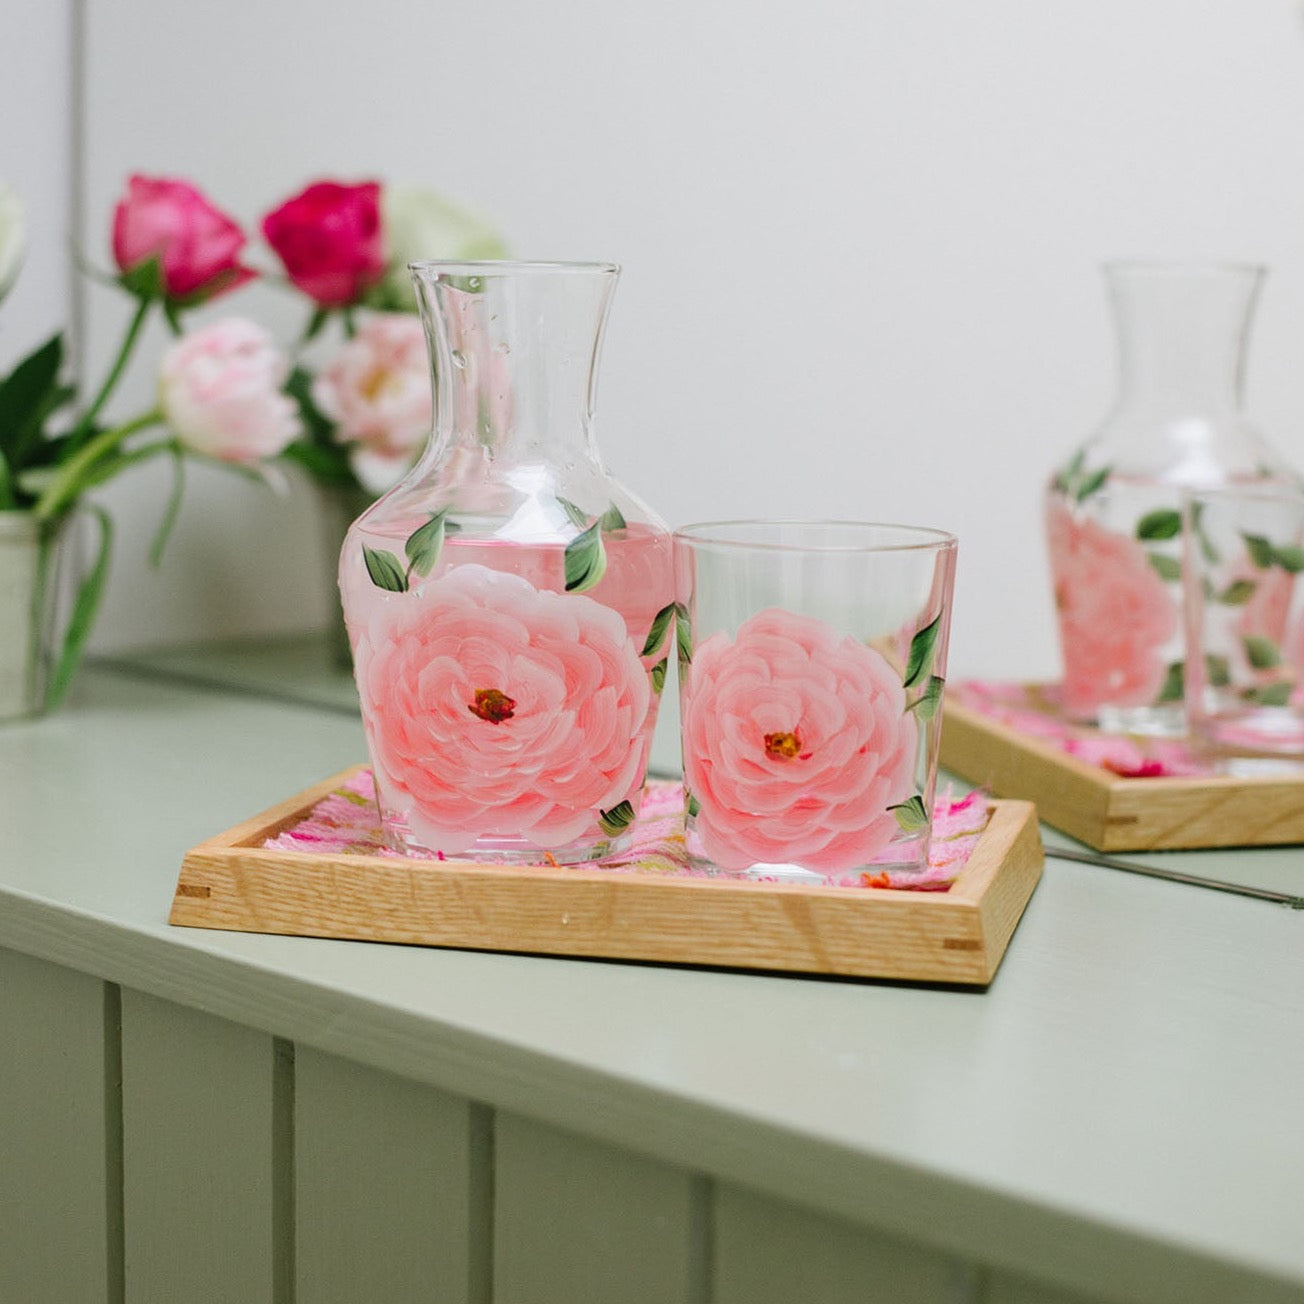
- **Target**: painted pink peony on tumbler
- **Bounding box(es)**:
[674,521,957,882]
[339,261,674,862]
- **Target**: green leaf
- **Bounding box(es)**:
[405,508,452,578]
[46,507,113,710]
[1242,532,1275,568]
[1136,508,1182,541]
[1243,635,1282,670]
[1147,552,1182,582]
[907,675,945,720]
[1218,579,1256,606]
[641,602,676,657]
[598,800,637,837]
[1242,681,1293,707]
[1204,654,1231,688]
[650,657,668,694]
[0,334,65,465]
[1075,464,1111,502]
[564,520,607,592]
[903,615,941,688]
[1156,661,1184,704]
[363,545,409,592]
[556,496,590,528]
[674,602,693,664]
[118,254,165,302]
[1051,449,1085,495]
[888,795,929,832]
[599,502,627,531]
[1273,544,1304,574]
[1191,501,1220,564]
[0,452,15,510]
[686,791,701,818]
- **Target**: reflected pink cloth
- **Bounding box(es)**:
[265,773,991,892]
[952,680,1210,778]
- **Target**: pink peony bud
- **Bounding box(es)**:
[260,180,386,308]
[311,313,431,488]
[112,175,256,303]
[158,318,301,464]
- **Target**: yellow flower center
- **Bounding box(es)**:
[764,730,802,760]
[469,687,516,724]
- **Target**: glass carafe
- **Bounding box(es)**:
[340,261,673,861]
[1045,261,1298,735]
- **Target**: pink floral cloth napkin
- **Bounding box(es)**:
[264,772,992,892]
[951,680,1211,778]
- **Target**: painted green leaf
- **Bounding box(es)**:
[903,615,941,688]
[1075,464,1111,502]
[1190,501,1220,564]
[564,521,607,592]
[1156,660,1184,704]
[1136,508,1182,541]
[556,496,590,528]
[674,602,693,664]
[1051,449,1085,495]
[1217,578,1256,606]
[1243,635,1282,670]
[598,800,637,837]
[650,657,668,694]
[1242,681,1293,706]
[1204,654,1231,688]
[686,791,701,818]
[641,602,676,657]
[363,545,409,592]
[907,675,945,720]
[888,795,929,832]
[1273,544,1304,574]
[1147,552,1182,582]
[599,503,627,531]
[405,508,452,578]
[1242,532,1275,568]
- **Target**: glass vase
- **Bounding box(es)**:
[1045,261,1299,735]
[0,511,80,721]
[339,261,674,863]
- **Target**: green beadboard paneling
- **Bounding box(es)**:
[294,1044,483,1304]
[495,1112,703,1304]
[120,989,279,1304]
[713,1181,965,1304]
[0,947,113,1304]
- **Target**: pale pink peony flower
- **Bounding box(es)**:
[1047,500,1178,715]
[352,564,653,852]
[680,608,918,874]
[312,313,433,491]
[158,318,301,463]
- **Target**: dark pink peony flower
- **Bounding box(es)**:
[351,564,654,852]
[112,174,256,302]
[261,180,385,307]
[680,607,918,874]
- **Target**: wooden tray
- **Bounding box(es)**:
[170,767,1043,986]
[941,695,1304,852]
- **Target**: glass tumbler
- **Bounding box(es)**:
[673,521,958,883]
[1184,486,1304,760]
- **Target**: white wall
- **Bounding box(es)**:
[51,1,1304,678]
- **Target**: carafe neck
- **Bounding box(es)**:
[1106,261,1262,419]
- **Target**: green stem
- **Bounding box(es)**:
[34,408,163,521]
[68,297,152,448]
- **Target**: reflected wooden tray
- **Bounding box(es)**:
[171,767,1043,986]
[941,694,1304,852]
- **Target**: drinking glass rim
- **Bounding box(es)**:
[674,519,957,555]
[408,259,620,277]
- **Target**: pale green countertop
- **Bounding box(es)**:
[2,649,1302,1304]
